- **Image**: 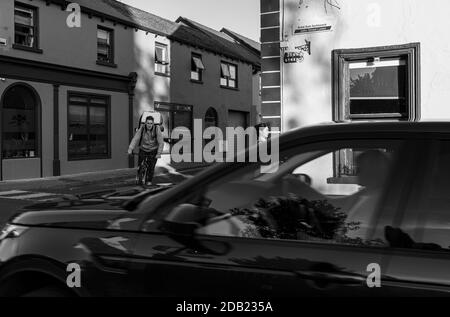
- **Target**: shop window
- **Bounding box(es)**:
[191,53,205,82]
[68,93,110,160]
[332,43,420,122]
[97,27,115,66]
[14,2,40,50]
[155,102,193,154]
[1,84,39,159]
[220,62,237,88]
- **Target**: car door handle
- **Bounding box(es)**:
[295,270,366,286]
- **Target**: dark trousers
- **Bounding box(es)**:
[137,150,158,184]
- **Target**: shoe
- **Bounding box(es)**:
[144,182,153,187]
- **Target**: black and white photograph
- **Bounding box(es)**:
[0,0,448,306]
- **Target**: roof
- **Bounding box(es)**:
[172,17,261,67]
[220,28,261,55]
[44,1,260,67]
[47,0,179,36]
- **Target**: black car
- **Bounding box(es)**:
[0,122,449,297]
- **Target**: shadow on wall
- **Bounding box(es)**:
[283,0,344,130]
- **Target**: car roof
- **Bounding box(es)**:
[280,121,450,143]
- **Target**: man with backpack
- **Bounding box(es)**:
[128,116,164,187]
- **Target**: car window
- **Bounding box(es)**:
[183,140,404,247]
[395,140,450,252]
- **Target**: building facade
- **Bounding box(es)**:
[0,0,260,180]
[260,0,450,131]
[162,17,261,165]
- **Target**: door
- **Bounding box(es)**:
[384,138,450,296]
[228,110,248,129]
[130,137,416,296]
[1,84,41,180]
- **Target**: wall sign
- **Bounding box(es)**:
[293,0,340,35]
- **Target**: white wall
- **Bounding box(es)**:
[282,0,450,130]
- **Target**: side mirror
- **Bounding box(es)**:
[296,173,312,186]
[160,203,230,255]
[160,203,216,235]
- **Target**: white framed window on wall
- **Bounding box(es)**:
[67,93,110,161]
[14,2,42,53]
[97,26,115,67]
[220,62,238,89]
[191,53,205,82]
[155,42,170,75]
[332,43,420,122]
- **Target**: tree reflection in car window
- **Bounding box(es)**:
[194,141,402,248]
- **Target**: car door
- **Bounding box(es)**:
[383,137,450,296]
[130,137,417,297]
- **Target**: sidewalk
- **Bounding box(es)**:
[0,164,207,195]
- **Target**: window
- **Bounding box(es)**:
[68,93,110,160]
[220,62,237,88]
[14,2,40,51]
[191,53,205,82]
[1,84,39,159]
[332,147,397,181]
[155,102,193,154]
[97,27,114,65]
[162,140,404,247]
[155,42,169,75]
[332,43,420,122]
[205,107,218,128]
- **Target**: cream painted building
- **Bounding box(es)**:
[260,0,450,131]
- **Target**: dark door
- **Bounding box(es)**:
[130,137,417,296]
[383,137,450,296]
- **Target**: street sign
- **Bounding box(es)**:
[284,52,303,63]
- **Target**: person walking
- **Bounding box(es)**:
[128,116,164,187]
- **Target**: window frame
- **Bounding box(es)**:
[13,2,43,54]
[154,102,193,155]
[332,43,420,122]
[191,53,204,83]
[220,61,238,89]
[155,42,170,76]
[96,26,116,67]
[67,92,111,161]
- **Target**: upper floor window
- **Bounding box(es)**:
[155,42,170,75]
[14,3,39,50]
[332,43,420,122]
[191,53,205,82]
[220,62,237,88]
[97,27,115,66]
